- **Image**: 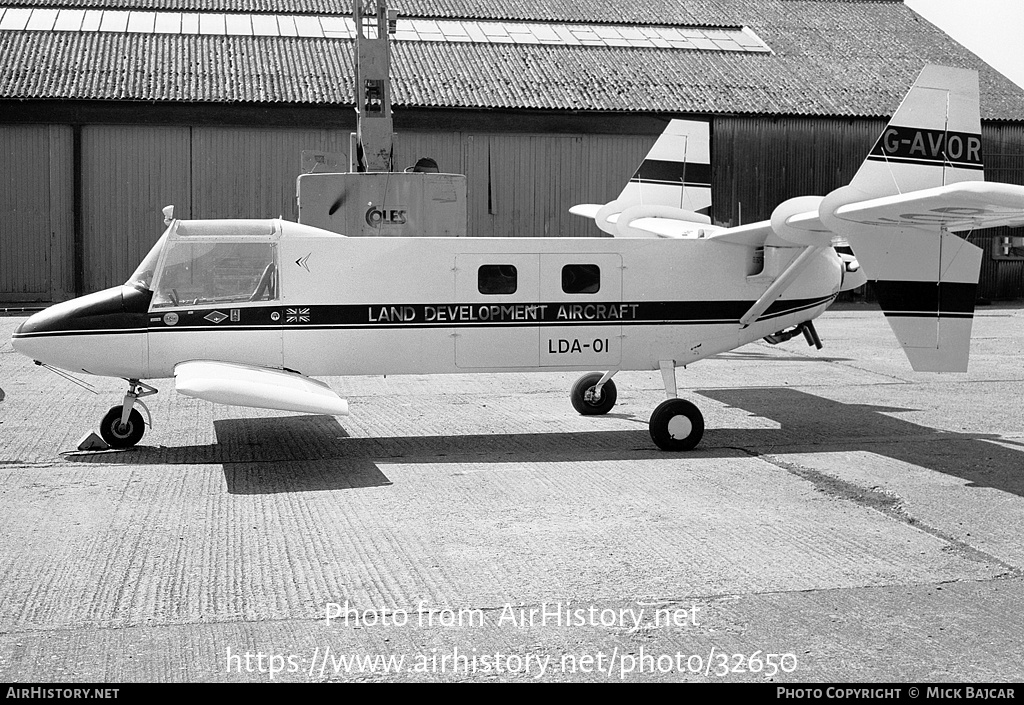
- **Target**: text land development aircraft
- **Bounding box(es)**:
[11,65,1024,451]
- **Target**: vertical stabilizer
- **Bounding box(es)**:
[570,119,711,235]
[848,65,983,199]
[617,119,712,213]
[820,65,985,372]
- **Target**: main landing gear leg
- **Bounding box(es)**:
[99,379,158,449]
[649,360,704,452]
[570,370,618,415]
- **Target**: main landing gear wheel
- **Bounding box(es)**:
[100,405,146,449]
[649,398,704,451]
[570,372,617,415]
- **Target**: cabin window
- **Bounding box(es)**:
[478,265,518,295]
[151,241,278,308]
[562,264,601,294]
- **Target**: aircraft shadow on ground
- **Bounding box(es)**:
[700,387,1024,498]
[65,389,1024,497]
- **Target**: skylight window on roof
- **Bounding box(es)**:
[180,13,198,34]
[225,14,252,36]
[0,6,772,53]
[53,9,84,32]
[127,12,155,34]
[25,8,55,31]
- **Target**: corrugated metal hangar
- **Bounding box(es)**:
[2,0,1024,303]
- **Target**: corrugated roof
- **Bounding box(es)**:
[2,0,1024,119]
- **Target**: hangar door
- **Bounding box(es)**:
[81,126,192,293]
[0,126,69,301]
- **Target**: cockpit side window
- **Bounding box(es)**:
[150,241,278,308]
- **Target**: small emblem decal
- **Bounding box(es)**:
[286,307,310,323]
[270,311,281,322]
[230,309,240,322]
[296,253,312,272]
[205,311,228,324]
[163,312,179,326]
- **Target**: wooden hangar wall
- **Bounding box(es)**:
[2,110,1023,302]
[0,113,662,301]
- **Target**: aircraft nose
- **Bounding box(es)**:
[10,285,152,370]
[11,305,73,366]
[11,306,72,359]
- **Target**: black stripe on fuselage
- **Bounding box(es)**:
[872,280,976,318]
[16,298,836,340]
[140,296,836,332]
[12,327,147,339]
[16,297,837,340]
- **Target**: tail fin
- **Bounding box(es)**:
[821,65,987,372]
[570,119,711,235]
[616,119,711,213]
[849,64,984,197]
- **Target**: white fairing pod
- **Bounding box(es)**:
[770,196,832,247]
[175,361,349,416]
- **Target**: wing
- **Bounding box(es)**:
[624,217,713,238]
[568,204,601,219]
[175,360,349,416]
[828,181,1024,232]
[613,204,716,238]
[817,181,1024,373]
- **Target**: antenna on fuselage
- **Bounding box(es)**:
[354,1,397,173]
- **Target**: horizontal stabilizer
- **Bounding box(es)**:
[175,361,349,415]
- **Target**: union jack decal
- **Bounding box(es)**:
[286,307,310,323]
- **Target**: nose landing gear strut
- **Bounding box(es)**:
[99,379,158,449]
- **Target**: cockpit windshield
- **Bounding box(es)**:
[150,240,278,308]
[126,219,280,307]
[126,226,170,292]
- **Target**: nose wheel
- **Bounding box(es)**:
[97,379,157,449]
[100,406,146,448]
[570,371,618,415]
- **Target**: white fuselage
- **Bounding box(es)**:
[13,222,844,382]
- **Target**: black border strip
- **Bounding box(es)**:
[632,159,712,185]
[872,280,977,316]
[865,154,984,170]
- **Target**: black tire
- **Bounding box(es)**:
[649,398,704,451]
[99,406,146,449]
[570,373,617,415]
